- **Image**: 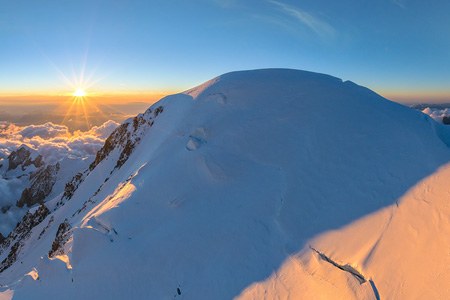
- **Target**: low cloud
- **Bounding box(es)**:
[0,120,120,164]
[422,107,450,123]
[19,123,70,139]
[77,120,119,139]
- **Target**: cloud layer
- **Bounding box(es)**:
[0,120,119,164]
[421,107,450,123]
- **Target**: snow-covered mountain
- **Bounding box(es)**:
[0,145,90,238]
[0,69,450,299]
[0,146,45,237]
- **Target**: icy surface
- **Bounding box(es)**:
[0,69,449,299]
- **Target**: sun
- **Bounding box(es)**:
[73,88,86,97]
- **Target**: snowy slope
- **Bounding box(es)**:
[0,147,89,237]
[1,69,450,299]
[0,146,46,236]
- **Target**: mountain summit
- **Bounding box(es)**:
[1,69,450,299]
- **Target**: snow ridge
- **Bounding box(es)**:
[0,69,450,299]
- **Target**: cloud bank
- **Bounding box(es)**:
[0,120,119,164]
[421,107,450,123]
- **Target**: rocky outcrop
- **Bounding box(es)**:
[89,106,163,172]
[443,116,450,125]
[89,123,130,171]
[0,105,165,272]
[48,219,71,258]
[89,106,164,171]
[17,163,60,208]
[7,146,43,171]
[56,105,164,210]
[0,204,49,272]
[53,172,86,209]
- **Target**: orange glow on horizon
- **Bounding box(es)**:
[0,90,173,131]
[0,90,174,105]
[380,90,450,103]
[0,46,180,131]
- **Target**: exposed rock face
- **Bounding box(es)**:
[48,219,71,258]
[55,106,164,212]
[62,172,84,202]
[7,146,43,171]
[55,106,163,211]
[0,204,49,272]
[0,145,52,237]
[2,70,450,299]
[90,123,129,171]
[17,163,60,208]
[0,104,164,274]
[89,106,163,172]
[443,116,450,125]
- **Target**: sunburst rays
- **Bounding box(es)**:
[60,92,112,131]
[46,60,114,131]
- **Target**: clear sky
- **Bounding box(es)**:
[1,0,450,103]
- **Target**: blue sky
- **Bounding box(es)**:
[0,0,449,102]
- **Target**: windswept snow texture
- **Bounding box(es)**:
[1,69,450,299]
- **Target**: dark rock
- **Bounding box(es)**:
[48,219,71,258]
[154,106,164,117]
[57,105,164,210]
[0,204,50,272]
[89,123,130,171]
[90,106,163,172]
[62,172,84,201]
[7,146,43,171]
[443,116,450,125]
[17,163,60,208]
[1,206,10,214]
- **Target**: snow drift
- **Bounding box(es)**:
[0,69,449,299]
